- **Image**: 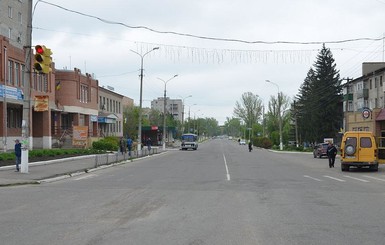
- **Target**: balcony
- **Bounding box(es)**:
[343,93,353,101]
[356,89,369,99]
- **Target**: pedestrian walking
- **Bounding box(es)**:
[146,137,152,152]
[327,142,337,168]
[14,139,22,172]
[119,137,126,154]
[248,141,253,152]
[126,136,133,156]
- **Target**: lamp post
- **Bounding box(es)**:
[158,75,178,151]
[187,104,197,133]
[192,109,201,134]
[266,79,283,150]
[180,95,192,133]
[130,47,159,154]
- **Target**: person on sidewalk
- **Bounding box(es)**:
[327,142,337,168]
[14,139,22,172]
[126,136,133,156]
[146,137,152,152]
[119,137,126,155]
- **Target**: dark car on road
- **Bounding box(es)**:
[313,143,329,158]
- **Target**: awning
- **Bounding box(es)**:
[376,109,385,121]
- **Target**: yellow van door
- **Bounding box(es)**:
[358,135,376,162]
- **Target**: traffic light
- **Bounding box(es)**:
[34,45,52,74]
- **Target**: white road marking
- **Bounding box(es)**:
[343,175,370,183]
[362,175,385,182]
[223,154,231,181]
[74,174,97,181]
[304,175,322,181]
[323,175,346,182]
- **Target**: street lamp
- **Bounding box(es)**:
[158,75,178,151]
[187,103,197,133]
[180,95,192,133]
[266,79,283,150]
[130,47,159,154]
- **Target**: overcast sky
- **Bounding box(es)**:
[32,0,385,125]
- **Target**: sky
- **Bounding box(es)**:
[32,0,385,125]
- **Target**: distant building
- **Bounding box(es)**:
[151,97,183,122]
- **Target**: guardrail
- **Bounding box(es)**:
[94,147,159,168]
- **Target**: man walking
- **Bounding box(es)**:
[126,136,133,156]
[327,142,337,168]
[14,139,22,172]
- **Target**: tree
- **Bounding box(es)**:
[223,117,242,137]
[123,105,139,140]
[295,44,342,143]
[233,92,263,128]
[265,92,291,146]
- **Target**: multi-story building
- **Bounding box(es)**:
[53,68,99,147]
[151,97,183,122]
[98,86,124,137]
[0,0,32,150]
[0,1,135,150]
[343,62,385,137]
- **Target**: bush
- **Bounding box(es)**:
[0,153,15,161]
[92,138,118,151]
[254,137,273,149]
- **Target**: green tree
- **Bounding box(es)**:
[295,44,342,143]
[265,92,291,146]
[223,117,242,137]
[233,92,263,129]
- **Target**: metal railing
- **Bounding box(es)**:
[94,147,159,168]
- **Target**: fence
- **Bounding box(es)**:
[94,147,159,168]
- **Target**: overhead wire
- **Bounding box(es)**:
[37,0,385,46]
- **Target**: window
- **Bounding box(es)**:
[15,63,20,86]
[7,60,13,84]
[8,28,12,39]
[370,79,372,89]
[32,73,48,92]
[348,101,353,111]
[80,84,89,103]
[21,65,25,87]
[8,6,13,18]
[18,12,22,24]
[360,137,372,148]
[7,107,22,128]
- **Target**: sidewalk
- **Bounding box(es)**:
[0,149,166,187]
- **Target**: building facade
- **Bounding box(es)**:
[0,0,32,151]
[343,62,385,137]
[151,97,183,122]
[98,86,124,138]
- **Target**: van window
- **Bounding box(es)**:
[181,134,197,142]
[346,137,357,147]
[360,137,372,148]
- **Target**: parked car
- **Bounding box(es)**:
[313,143,329,158]
[239,139,246,145]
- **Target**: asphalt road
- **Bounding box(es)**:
[1,139,385,245]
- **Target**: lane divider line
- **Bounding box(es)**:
[362,175,385,182]
[304,175,322,181]
[343,175,370,183]
[323,175,346,182]
[223,154,231,181]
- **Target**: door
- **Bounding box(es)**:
[358,135,376,162]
